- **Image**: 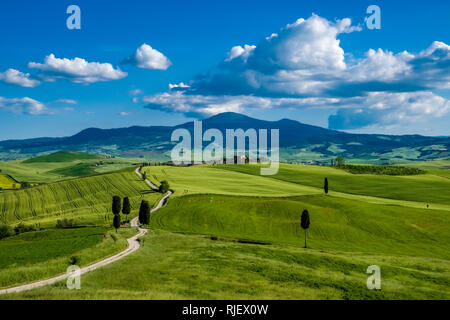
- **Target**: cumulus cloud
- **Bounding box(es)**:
[0,69,40,87]
[141,14,450,131]
[328,91,450,130]
[0,97,50,115]
[225,45,256,62]
[143,91,340,117]
[123,44,171,70]
[28,54,127,84]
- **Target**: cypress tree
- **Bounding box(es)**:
[113,214,121,233]
[112,196,121,216]
[138,200,150,225]
[301,209,310,248]
[122,197,131,223]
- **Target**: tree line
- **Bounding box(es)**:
[111,179,170,233]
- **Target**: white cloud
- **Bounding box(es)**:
[132,44,171,70]
[169,82,190,89]
[329,91,450,129]
[0,69,40,87]
[143,91,340,116]
[0,97,50,115]
[119,112,130,116]
[28,54,127,84]
[141,14,450,130]
[347,49,413,82]
[225,45,256,62]
[248,14,360,73]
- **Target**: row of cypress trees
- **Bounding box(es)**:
[112,196,131,233]
[111,196,152,233]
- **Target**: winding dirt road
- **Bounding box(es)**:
[0,167,172,295]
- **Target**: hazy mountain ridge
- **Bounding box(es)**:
[0,112,449,163]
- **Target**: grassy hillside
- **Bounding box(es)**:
[1,164,449,299]
[0,155,139,184]
[151,194,450,259]
[4,230,449,300]
[216,163,450,205]
[23,151,99,163]
[0,169,161,227]
[0,174,20,190]
[0,227,135,289]
[142,165,322,197]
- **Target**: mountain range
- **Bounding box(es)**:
[1,112,449,164]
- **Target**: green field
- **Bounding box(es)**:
[22,151,100,163]
[151,194,450,259]
[216,163,450,206]
[0,226,136,289]
[142,165,322,197]
[0,174,20,190]
[0,152,140,184]
[0,169,161,227]
[1,161,449,300]
[4,229,448,300]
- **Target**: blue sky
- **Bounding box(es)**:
[0,0,449,139]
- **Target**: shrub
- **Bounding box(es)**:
[159,180,170,194]
[0,224,13,239]
[68,255,81,266]
[56,218,78,229]
[14,223,36,234]
[339,164,426,176]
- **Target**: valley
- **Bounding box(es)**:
[0,150,449,299]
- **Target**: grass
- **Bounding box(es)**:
[1,163,449,300]
[0,174,20,190]
[0,168,162,227]
[142,165,322,197]
[22,151,99,163]
[0,153,140,184]
[215,163,450,206]
[151,194,450,259]
[0,226,136,289]
[3,230,448,300]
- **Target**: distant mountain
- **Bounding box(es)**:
[0,112,449,164]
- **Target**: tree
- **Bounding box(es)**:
[336,156,345,167]
[301,209,310,248]
[122,197,131,223]
[142,172,147,181]
[143,207,151,225]
[112,196,121,215]
[21,181,31,189]
[324,177,329,194]
[159,180,170,194]
[113,214,121,233]
[138,200,150,225]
